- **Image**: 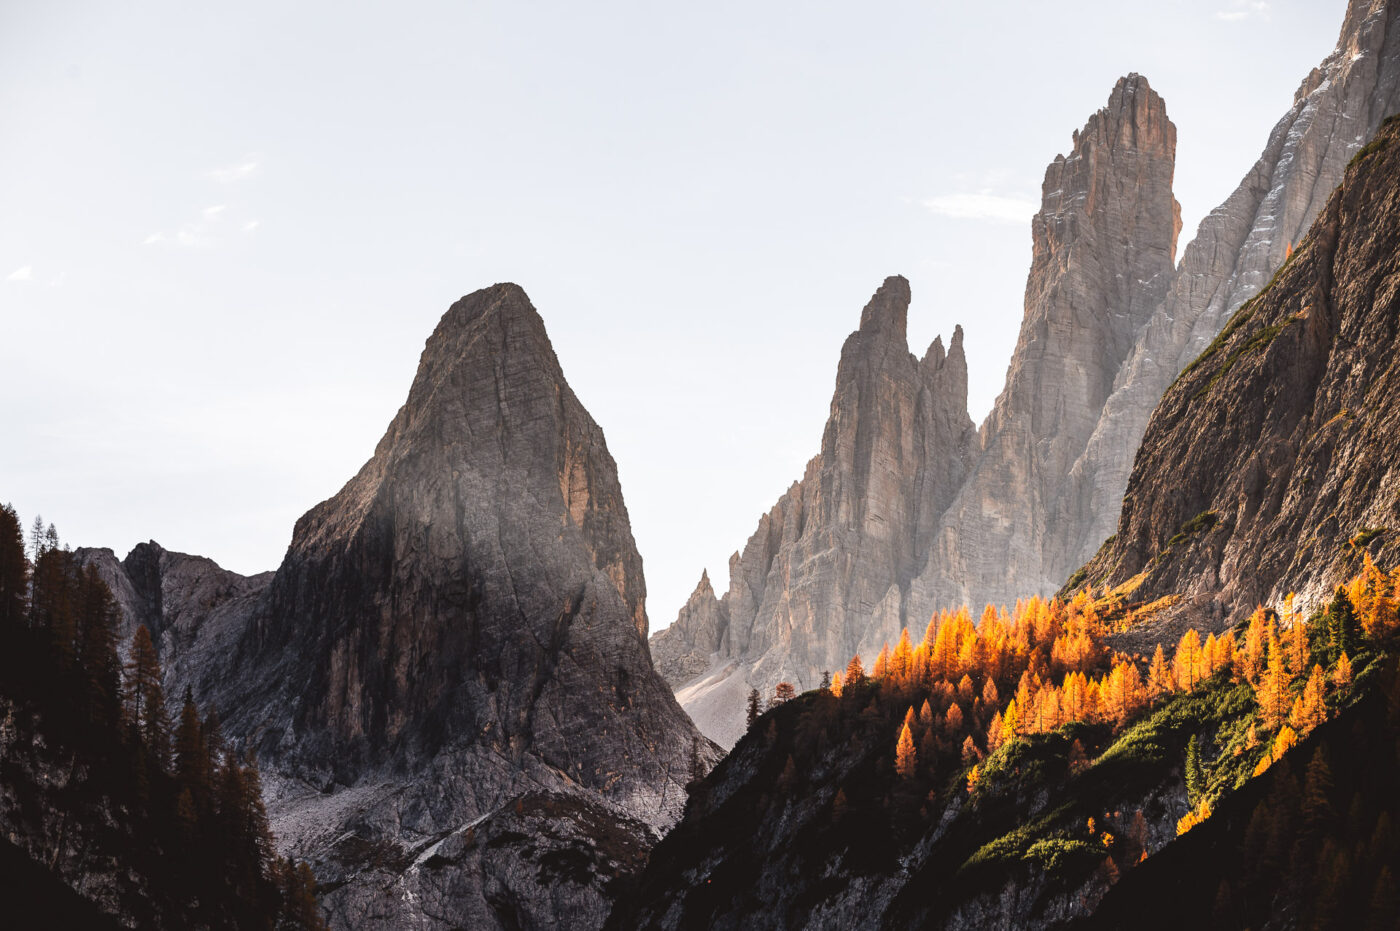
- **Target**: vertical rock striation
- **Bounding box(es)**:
[654,277,977,745]
[913,73,1181,612]
[1078,111,1400,644]
[1065,0,1400,575]
[653,75,1179,746]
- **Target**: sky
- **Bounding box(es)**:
[0,0,1345,633]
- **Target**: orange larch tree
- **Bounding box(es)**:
[1254,632,1292,730]
[1146,644,1174,699]
[1174,629,1206,692]
[895,721,917,778]
[1288,664,1328,735]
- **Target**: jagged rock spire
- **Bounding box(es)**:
[914,74,1181,613]
[652,277,976,746]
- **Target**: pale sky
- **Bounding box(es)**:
[1,1,1343,632]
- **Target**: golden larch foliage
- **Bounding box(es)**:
[1174,629,1206,692]
[1177,797,1213,836]
[1147,643,1174,698]
[895,721,917,778]
[1288,664,1328,734]
[1255,629,1291,730]
[1332,651,1353,688]
[873,643,891,680]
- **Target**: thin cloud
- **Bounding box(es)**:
[202,204,227,219]
[1216,1,1270,21]
[144,224,212,249]
[924,192,1038,225]
[6,265,33,282]
[242,219,260,232]
[207,155,260,183]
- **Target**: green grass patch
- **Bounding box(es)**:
[1349,527,1387,549]
[1348,133,1390,169]
[1166,510,1219,549]
[1024,836,1103,875]
[1191,317,1298,400]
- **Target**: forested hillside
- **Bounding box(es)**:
[0,503,324,929]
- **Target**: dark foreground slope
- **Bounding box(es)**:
[0,511,322,930]
[1076,114,1400,646]
[609,117,1400,931]
[1079,656,1400,931]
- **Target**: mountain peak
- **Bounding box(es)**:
[856,275,911,342]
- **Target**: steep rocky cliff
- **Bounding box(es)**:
[653,277,977,747]
[80,284,714,930]
[914,73,1181,612]
[1065,0,1400,580]
[76,542,272,668]
[1075,113,1400,643]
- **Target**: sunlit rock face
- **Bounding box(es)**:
[653,276,977,747]
[913,73,1181,615]
[654,75,1176,747]
[1080,110,1400,646]
[1063,0,1400,583]
[87,284,716,930]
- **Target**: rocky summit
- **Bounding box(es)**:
[610,103,1400,931]
[653,75,1178,746]
[1076,111,1400,646]
[915,72,1182,613]
[1064,0,1400,587]
[653,276,977,747]
[82,284,715,930]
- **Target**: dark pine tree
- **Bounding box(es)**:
[746,687,762,729]
[1185,735,1205,806]
[0,504,27,632]
[1327,587,1358,663]
[124,625,171,769]
[75,564,122,728]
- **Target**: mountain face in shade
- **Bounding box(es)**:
[234,283,669,781]
[1075,112,1400,643]
[653,276,977,748]
[82,284,715,930]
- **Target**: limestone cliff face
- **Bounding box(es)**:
[650,570,728,687]
[1078,112,1400,644]
[914,73,1181,613]
[652,277,977,745]
[75,542,272,667]
[85,284,715,930]
[233,284,671,780]
[1065,0,1400,577]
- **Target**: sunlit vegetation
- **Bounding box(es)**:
[729,553,1399,922]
